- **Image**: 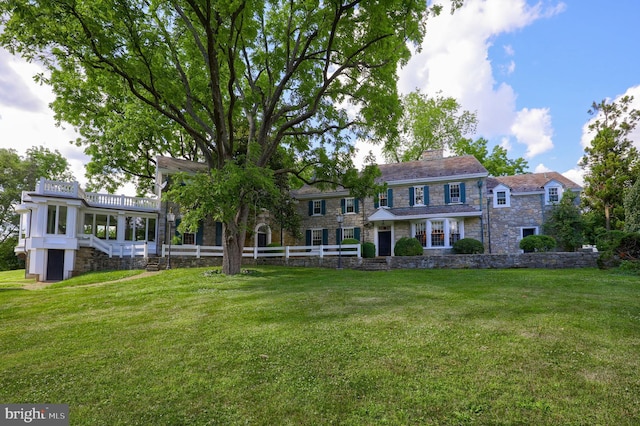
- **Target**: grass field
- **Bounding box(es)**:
[1,267,639,425]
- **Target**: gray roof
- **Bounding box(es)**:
[388,204,480,217]
[376,155,487,182]
[486,172,582,193]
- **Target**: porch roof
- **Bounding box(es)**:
[368,204,481,221]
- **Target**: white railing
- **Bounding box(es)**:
[31,178,160,211]
[79,235,151,258]
[161,244,361,259]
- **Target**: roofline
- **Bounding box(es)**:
[383,172,488,187]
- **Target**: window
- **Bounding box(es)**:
[311,229,323,246]
[414,186,424,205]
[92,214,118,240]
[124,216,157,242]
[46,205,67,235]
[342,227,355,240]
[548,187,559,203]
[310,200,325,215]
[496,191,507,205]
[449,184,461,203]
[182,232,196,245]
[449,220,461,246]
[431,220,445,247]
[545,183,563,205]
[378,191,388,207]
[415,222,427,247]
[413,219,464,248]
[344,198,356,214]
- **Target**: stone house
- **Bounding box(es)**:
[293,150,582,255]
[14,152,581,281]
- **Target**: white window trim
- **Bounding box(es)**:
[311,228,323,246]
[449,183,462,204]
[344,197,356,214]
[493,185,511,208]
[413,219,465,249]
[544,183,564,205]
[312,200,323,216]
[378,192,389,208]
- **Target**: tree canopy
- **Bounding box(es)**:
[452,137,528,176]
[0,0,453,274]
[382,91,477,162]
[579,96,640,231]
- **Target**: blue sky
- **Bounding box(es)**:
[1,0,640,191]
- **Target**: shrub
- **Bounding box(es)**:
[519,235,556,253]
[452,238,484,254]
[394,237,424,256]
[340,238,360,253]
[595,230,634,269]
[362,242,376,258]
[266,242,283,253]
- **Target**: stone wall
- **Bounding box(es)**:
[72,248,598,275]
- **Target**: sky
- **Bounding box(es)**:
[1,0,640,194]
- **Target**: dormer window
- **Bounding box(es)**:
[544,181,564,205]
[492,184,511,208]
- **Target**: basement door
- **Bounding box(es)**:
[46,249,65,281]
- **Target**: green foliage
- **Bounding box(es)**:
[452,238,484,254]
[624,178,640,232]
[543,191,585,251]
[0,237,23,271]
[519,235,556,253]
[580,96,640,231]
[394,237,424,256]
[617,260,640,275]
[383,91,477,162]
[361,242,376,258]
[452,137,528,176]
[596,231,640,269]
[0,0,436,274]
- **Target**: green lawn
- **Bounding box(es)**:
[1,267,638,425]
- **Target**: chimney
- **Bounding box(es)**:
[420,149,444,161]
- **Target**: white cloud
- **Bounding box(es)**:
[562,167,584,187]
[398,0,566,158]
[0,47,89,187]
[510,107,554,158]
[533,163,552,173]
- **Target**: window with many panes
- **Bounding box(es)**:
[311,229,323,246]
[449,220,461,246]
[342,227,355,240]
[414,186,424,205]
[312,200,323,215]
[449,184,461,203]
[496,191,507,205]
[378,191,388,207]
[431,220,445,247]
[548,187,559,203]
[345,198,355,214]
[415,222,427,247]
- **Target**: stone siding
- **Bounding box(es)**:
[488,193,548,254]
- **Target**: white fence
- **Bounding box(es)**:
[79,235,152,258]
[162,244,361,259]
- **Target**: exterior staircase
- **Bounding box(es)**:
[146,258,161,272]
[359,258,390,271]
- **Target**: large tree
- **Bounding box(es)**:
[452,137,528,176]
[0,147,74,270]
[579,96,640,231]
[382,91,477,162]
[1,0,456,274]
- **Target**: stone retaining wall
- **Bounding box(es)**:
[75,249,598,274]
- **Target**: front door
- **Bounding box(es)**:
[378,231,392,256]
[46,249,64,281]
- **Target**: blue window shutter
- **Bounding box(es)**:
[374,195,379,208]
[322,229,328,245]
[305,230,311,245]
[196,222,204,245]
[444,184,450,204]
[308,201,313,216]
[321,200,326,215]
[354,227,361,241]
[340,198,345,214]
[336,228,341,243]
[409,187,415,207]
[354,198,359,213]
[424,186,430,205]
[461,183,466,203]
[215,222,222,246]
[388,188,394,208]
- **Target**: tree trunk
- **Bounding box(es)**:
[222,203,250,275]
[605,204,611,232]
